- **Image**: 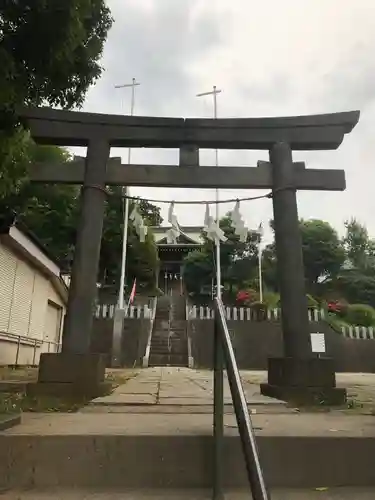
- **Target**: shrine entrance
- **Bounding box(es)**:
[153,225,202,294]
[13,106,359,407]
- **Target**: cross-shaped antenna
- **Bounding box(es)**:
[114,78,141,117]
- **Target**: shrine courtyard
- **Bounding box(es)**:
[1,367,375,498]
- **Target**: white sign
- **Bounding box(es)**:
[310,333,326,353]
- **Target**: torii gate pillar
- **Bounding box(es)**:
[260,142,346,405]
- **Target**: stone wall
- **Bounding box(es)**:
[91,317,151,367]
[187,319,375,373]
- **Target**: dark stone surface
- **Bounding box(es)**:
[270,142,312,358]
[19,106,359,150]
[35,353,106,397]
[30,162,347,191]
[179,145,199,167]
[266,357,336,387]
[62,139,110,354]
[260,383,347,406]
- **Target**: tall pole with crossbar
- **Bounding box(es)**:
[197,86,222,299]
[114,78,140,309]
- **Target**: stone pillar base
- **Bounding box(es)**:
[260,357,347,406]
[27,353,108,398]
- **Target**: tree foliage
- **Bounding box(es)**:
[99,186,161,290]
[0,1,113,197]
[300,219,345,289]
[1,0,113,111]
[0,142,162,290]
[183,215,259,300]
[262,219,346,296]
[343,218,375,270]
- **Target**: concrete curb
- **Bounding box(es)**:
[0,414,21,431]
[1,434,375,489]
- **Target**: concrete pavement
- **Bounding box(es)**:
[85,367,290,414]
[2,489,375,499]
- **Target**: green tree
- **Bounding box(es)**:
[0,142,80,265]
[260,219,346,295]
[331,269,375,308]
[183,215,259,299]
[300,219,345,292]
[0,144,162,289]
[0,1,113,197]
[99,187,162,290]
[0,128,31,199]
[1,0,113,111]
[262,242,278,292]
[343,218,375,270]
[183,250,214,297]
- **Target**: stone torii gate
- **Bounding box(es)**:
[16,107,359,402]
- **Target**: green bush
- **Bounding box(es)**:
[262,292,280,309]
[306,294,318,309]
[345,304,375,327]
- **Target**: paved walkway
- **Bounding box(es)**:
[86,367,289,414]
[2,488,375,499]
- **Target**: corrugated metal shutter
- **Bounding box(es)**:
[29,273,48,340]
[0,243,17,332]
[43,302,62,344]
[8,259,35,336]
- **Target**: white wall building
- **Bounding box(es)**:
[0,216,68,365]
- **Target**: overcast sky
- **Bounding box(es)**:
[77,0,375,244]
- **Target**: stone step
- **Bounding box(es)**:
[1,413,375,490]
[152,332,186,337]
[148,354,188,366]
[150,340,187,348]
[1,489,374,499]
[148,352,188,358]
[150,337,187,345]
[150,346,188,355]
[150,337,187,343]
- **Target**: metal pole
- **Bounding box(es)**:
[258,247,263,303]
[116,78,140,309]
[213,86,221,300]
[258,240,263,303]
[196,86,222,299]
[213,313,224,500]
[32,339,37,366]
[215,298,270,499]
[15,336,20,366]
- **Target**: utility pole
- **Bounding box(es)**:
[114,78,140,309]
[196,86,222,299]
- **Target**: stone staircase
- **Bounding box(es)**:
[148,293,188,367]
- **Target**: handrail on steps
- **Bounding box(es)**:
[213,297,270,500]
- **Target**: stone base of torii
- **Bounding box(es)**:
[13,106,360,405]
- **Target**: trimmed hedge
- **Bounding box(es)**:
[346,304,375,327]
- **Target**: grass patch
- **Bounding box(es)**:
[0,370,137,414]
[0,392,90,413]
